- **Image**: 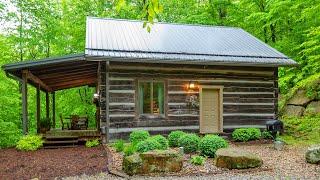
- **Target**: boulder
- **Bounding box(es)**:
[215,148,263,169]
[304,101,320,116]
[306,146,320,164]
[122,150,183,175]
[122,154,142,176]
[287,90,313,106]
[283,105,305,117]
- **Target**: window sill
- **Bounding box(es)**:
[139,114,166,119]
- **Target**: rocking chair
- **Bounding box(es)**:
[59,114,70,130]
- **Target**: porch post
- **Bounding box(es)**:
[22,71,28,135]
[46,92,50,120]
[52,92,56,129]
[36,85,41,133]
[105,61,110,143]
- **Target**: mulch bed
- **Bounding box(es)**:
[0,145,108,180]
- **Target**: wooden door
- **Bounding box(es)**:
[200,86,223,133]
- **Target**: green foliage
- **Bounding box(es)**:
[123,144,136,156]
[113,139,125,152]
[261,131,274,139]
[136,138,161,153]
[85,139,100,148]
[190,155,206,166]
[281,116,320,145]
[178,133,200,153]
[0,121,21,148]
[168,130,186,147]
[149,135,168,150]
[16,135,43,151]
[129,130,150,145]
[232,128,261,142]
[198,135,228,158]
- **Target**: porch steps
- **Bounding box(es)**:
[43,135,79,148]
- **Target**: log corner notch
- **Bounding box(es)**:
[22,70,53,92]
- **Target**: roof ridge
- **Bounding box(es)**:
[86,16,242,30]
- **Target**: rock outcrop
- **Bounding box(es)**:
[215,148,263,169]
[306,146,320,164]
[283,105,305,117]
[287,90,313,106]
[304,101,320,116]
[122,150,183,175]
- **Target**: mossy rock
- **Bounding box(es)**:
[122,150,183,175]
[215,148,263,169]
[140,150,183,173]
[122,154,142,176]
[306,145,320,164]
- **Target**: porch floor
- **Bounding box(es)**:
[45,129,100,140]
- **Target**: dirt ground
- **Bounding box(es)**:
[0,145,108,180]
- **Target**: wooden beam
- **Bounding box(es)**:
[51,79,96,90]
[22,70,53,92]
[36,85,40,133]
[52,92,55,129]
[22,71,28,135]
[34,63,97,74]
[46,92,50,119]
[45,75,97,85]
[39,70,97,80]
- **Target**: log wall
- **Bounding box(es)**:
[99,62,278,139]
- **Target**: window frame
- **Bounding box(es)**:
[136,79,166,118]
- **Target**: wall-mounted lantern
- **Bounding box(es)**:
[187,81,199,91]
[93,93,100,107]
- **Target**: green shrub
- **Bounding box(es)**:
[136,138,161,153]
[0,121,21,148]
[261,130,274,139]
[113,139,125,152]
[85,139,100,148]
[129,130,150,145]
[178,133,200,153]
[232,128,261,142]
[168,130,186,147]
[190,155,206,165]
[149,135,168,150]
[16,135,43,151]
[124,144,136,156]
[247,128,261,140]
[199,135,228,157]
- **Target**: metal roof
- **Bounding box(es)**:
[85,17,297,67]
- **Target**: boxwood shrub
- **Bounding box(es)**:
[178,133,200,153]
[198,135,228,157]
[232,128,261,142]
[149,135,168,150]
[113,139,125,152]
[136,138,161,153]
[124,144,136,156]
[16,135,43,151]
[129,130,150,145]
[168,130,186,147]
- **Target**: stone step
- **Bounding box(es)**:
[44,140,79,145]
[43,145,78,149]
[45,135,78,140]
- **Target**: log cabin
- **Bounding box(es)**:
[2,17,297,142]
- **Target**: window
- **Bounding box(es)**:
[138,81,165,115]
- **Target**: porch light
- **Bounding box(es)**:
[93,93,100,107]
[187,81,199,91]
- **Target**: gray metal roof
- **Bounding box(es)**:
[85,17,297,67]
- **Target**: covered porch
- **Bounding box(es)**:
[2,54,101,138]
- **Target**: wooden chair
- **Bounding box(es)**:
[59,114,70,130]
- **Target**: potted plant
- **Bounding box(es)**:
[40,118,51,134]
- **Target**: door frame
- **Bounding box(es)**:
[199,85,224,133]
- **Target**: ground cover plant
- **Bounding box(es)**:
[113,139,125,152]
[16,135,43,151]
[190,155,206,166]
[85,139,100,148]
[232,128,262,142]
